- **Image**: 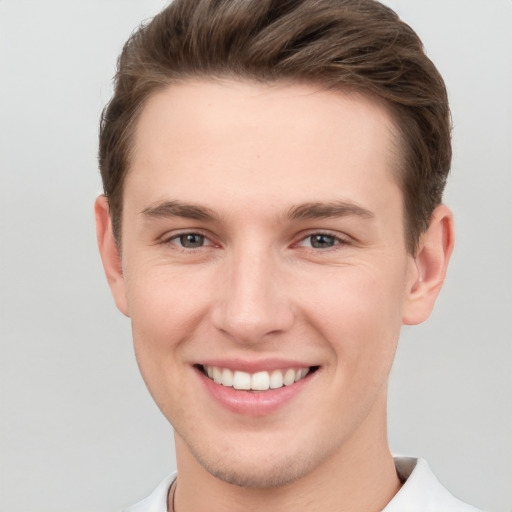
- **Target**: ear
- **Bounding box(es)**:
[402,204,454,325]
[94,195,129,317]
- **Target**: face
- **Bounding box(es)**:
[108,80,421,487]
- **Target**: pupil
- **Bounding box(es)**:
[311,234,335,248]
[180,234,204,248]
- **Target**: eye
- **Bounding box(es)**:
[309,234,336,249]
[169,233,208,249]
[299,233,343,249]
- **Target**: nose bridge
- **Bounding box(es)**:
[211,240,293,343]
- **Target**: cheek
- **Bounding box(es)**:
[302,263,406,373]
[127,283,208,422]
[125,267,213,391]
[127,264,211,338]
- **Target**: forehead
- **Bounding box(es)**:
[127,79,401,217]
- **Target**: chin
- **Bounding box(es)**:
[199,454,312,489]
[182,431,326,489]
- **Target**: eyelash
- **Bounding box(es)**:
[161,230,350,252]
[296,231,349,250]
[162,231,215,250]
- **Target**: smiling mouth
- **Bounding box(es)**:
[198,365,318,391]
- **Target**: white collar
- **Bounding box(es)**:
[383,457,481,511]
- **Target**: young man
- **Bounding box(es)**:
[95,1,482,510]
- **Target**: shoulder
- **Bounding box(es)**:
[384,457,484,512]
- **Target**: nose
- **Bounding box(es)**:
[210,245,295,345]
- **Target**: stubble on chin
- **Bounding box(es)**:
[176,429,323,490]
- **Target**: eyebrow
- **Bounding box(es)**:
[141,200,218,221]
[284,201,375,221]
[140,199,374,223]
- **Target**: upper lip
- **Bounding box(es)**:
[195,358,316,373]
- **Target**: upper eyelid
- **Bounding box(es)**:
[295,229,351,243]
[160,228,214,243]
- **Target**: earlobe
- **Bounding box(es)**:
[94,195,130,317]
[402,205,454,325]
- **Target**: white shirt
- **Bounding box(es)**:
[124,457,483,512]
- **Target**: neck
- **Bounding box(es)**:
[171,400,400,512]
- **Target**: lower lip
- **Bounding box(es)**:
[196,368,314,416]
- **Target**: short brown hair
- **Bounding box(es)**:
[99,0,451,254]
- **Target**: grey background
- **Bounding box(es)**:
[0,1,510,511]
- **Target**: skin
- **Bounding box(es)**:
[96,80,454,512]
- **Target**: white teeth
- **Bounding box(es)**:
[203,365,312,391]
[233,371,251,390]
[251,371,270,391]
[212,366,222,384]
[222,368,233,387]
[269,370,284,389]
[283,368,295,386]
